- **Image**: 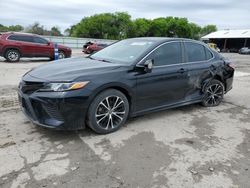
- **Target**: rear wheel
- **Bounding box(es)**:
[87,89,129,134]
[5,49,20,62]
[202,79,224,107]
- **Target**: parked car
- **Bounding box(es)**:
[229,48,239,53]
[18,37,234,134]
[0,32,71,62]
[83,41,109,54]
[239,47,250,54]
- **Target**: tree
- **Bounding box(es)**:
[25,22,45,35]
[66,12,218,39]
[200,25,217,36]
[149,18,167,37]
[70,12,133,39]
[0,24,23,32]
[131,18,151,37]
[189,23,201,40]
[50,26,62,36]
[8,25,24,32]
[24,22,62,36]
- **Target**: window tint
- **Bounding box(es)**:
[185,42,206,62]
[205,48,213,60]
[33,37,48,44]
[8,35,18,40]
[8,35,33,43]
[91,39,155,64]
[150,42,182,66]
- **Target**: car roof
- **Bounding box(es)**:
[125,37,205,46]
[4,32,39,37]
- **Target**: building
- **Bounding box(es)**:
[201,29,250,52]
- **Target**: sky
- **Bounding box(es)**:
[0,0,250,32]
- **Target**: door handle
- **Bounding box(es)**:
[177,68,187,73]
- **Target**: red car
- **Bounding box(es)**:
[83,42,109,54]
[0,32,71,62]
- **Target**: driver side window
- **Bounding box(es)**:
[149,42,183,66]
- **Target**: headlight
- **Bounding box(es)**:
[40,81,89,92]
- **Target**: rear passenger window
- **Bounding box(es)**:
[8,35,33,43]
[185,42,206,62]
[150,42,182,66]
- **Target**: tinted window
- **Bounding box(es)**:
[91,39,156,64]
[33,37,48,44]
[150,42,182,66]
[185,42,206,62]
[8,35,33,43]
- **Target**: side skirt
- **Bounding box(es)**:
[130,98,202,118]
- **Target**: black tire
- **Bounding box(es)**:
[87,89,129,134]
[58,51,65,59]
[5,49,20,62]
[202,79,224,107]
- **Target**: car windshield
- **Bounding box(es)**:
[90,39,156,64]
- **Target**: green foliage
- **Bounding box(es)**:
[0,13,217,39]
[0,22,62,36]
[71,12,132,39]
[50,26,62,36]
[0,24,23,32]
[200,25,217,37]
[131,18,151,37]
[25,22,62,36]
[68,12,217,40]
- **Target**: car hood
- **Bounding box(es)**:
[24,57,124,82]
[58,44,70,50]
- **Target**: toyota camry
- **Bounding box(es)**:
[18,37,234,134]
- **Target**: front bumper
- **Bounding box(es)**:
[18,87,92,130]
[66,50,72,58]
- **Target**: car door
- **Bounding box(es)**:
[182,41,223,101]
[7,35,35,56]
[32,36,52,57]
[135,41,190,112]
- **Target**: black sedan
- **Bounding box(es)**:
[18,37,234,134]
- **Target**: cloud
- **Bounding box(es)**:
[0,0,249,32]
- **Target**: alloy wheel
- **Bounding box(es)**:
[203,83,224,106]
[58,52,65,59]
[7,51,19,61]
[95,96,125,130]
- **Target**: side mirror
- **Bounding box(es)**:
[47,42,51,45]
[144,59,154,73]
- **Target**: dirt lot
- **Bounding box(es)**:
[0,51,250,188]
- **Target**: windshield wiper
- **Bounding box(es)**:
[87,56,95,60]
[88,56,112,63]
[98,59,111,63]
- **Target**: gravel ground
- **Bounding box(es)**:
[0,52,250,188]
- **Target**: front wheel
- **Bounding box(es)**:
[202,79,225,107]
[87,89,129,134]
[58,51,65,59]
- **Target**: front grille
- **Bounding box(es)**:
[21,97,33,118]
[20,81,44,94]
[41,104,64,121]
